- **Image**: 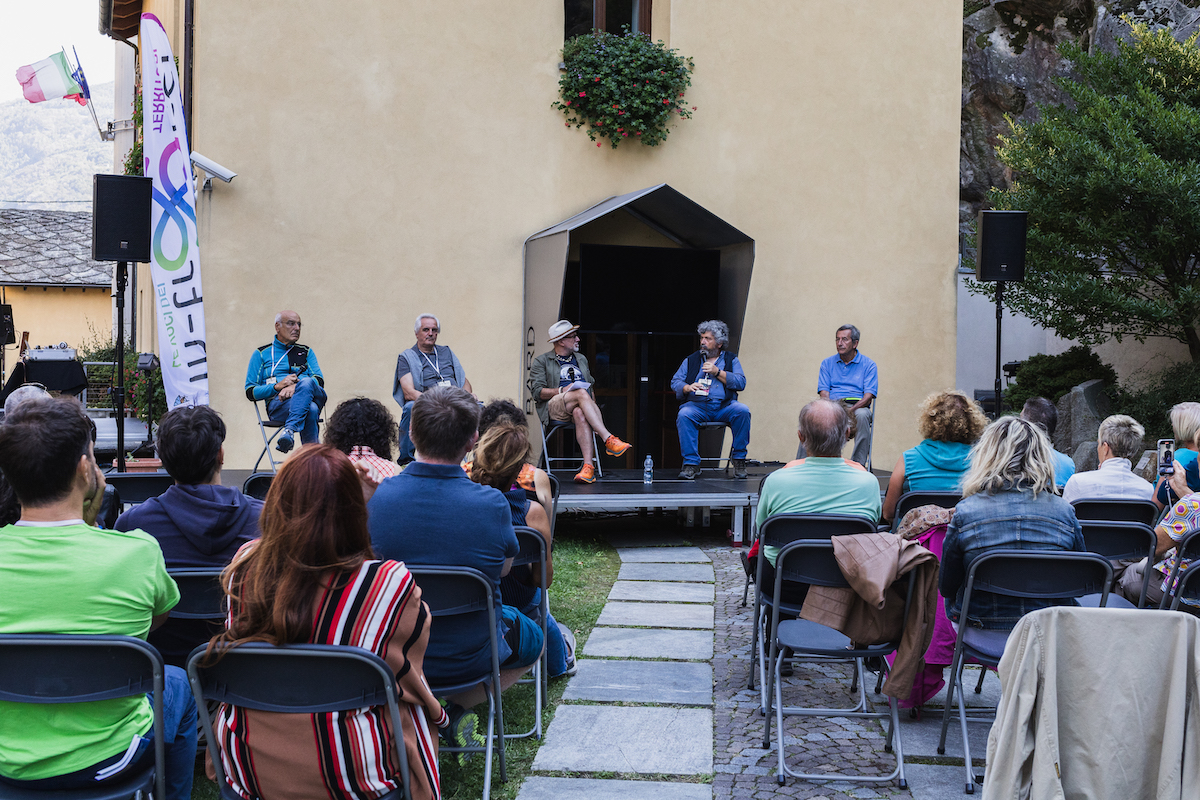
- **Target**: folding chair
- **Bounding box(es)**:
[1078,520,1157,608]
[1168,544,1200,611]
[525,473,560,539]
[936,550,1113,794]
[506,527,549,741]
[407,566,506,799]
[252,400,286,472]
[186,643,413,800]
[766,540,913,788]
[537,418,603,477]
[1070,498,1159,528]
[747,513,878,713]
[241,472,274,501]
[1159,527,1200,610]
[150,568,226,669]
[0,634,166,800]
[103,472,174,507]
[892,490,962,527]
[740,474,773,607]
[697,419,735,471]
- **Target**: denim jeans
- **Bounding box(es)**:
[677,401,751,466]
[0,665,197,800]
[268,376,327,443]
[518,589,568,676]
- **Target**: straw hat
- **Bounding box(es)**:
[547,320,581,343]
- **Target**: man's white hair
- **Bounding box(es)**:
[414,313,441,333]
[274,312,282,325]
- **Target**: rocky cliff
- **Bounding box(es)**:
[960,1,1200,237]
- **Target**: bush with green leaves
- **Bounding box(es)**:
[1006,345,1118,409]
[554,29,694,149]
[968,20,1200,359]
[1112,360,1200,443]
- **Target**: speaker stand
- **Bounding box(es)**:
[114,261,127,473]
[993,280,1004,420]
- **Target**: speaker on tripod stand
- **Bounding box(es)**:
[976,209,1028,418]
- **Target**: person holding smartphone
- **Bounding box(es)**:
[1153,402,1200,509]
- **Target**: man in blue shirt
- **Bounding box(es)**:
[670,320,750,479]
[244,310,326,453]
[1020,397,1075,488]
[798,324,877,466]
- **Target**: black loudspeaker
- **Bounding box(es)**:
[0,304,13,345]
[976,210,1028,282]
[92,174,153,263]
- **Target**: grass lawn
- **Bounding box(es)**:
[191,527,621,800]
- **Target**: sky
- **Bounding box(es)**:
[0,0,117,104]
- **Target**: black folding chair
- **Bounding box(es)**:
[697,419,735,471]
[892,490,962,527]
[767,540,912,788]
[407,566,506,799]
[936,550,1113,794]
[1169,544,1200,611]
[1071,498,1159,528]
[740,474,774,607]
[104,472,175,507]
[252,401,323,472]
[1078,520,1157,608]
[748,513,878,713]
[1160,527,1200,611]
[0,634,166,800]
[186,643,412,800]
[505,527,550,741]
[241,472,274,501]
[150,568,226,669]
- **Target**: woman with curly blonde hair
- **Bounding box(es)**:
[882,389,989,521]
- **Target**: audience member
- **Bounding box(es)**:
[756,399,881,603]
[325,396,400,480]
[797,324,877,466]
[394,313,474,463]
[528,319,631,483]
[464,399,554,517]
[468,418,576,678]
[940,416,1086,630]
[882,389,988,521]
[0,383,51,525]
[670,319,751,479]
[206,446,443,800]
[1061,414,1153,504]
[114,405,261,666]
[1020,397,1075,488]
[367,386,542,752]
[1119,461,1200,608]
[245,309,326,453]
[1153,402,1200,508]
[0,397,195,800]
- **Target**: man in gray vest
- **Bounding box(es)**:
[393,313,473,462]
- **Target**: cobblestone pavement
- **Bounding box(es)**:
[709,545,913,800]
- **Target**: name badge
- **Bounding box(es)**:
[695,377,712,397]
[437,380,452,388]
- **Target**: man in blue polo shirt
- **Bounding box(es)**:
[797,324,878,466]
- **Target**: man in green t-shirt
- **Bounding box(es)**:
[0,397,195,800]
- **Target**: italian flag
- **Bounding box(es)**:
[15,51,85,105]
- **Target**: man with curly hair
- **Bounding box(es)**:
[670,319,751,479]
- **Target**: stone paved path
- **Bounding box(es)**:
[519,535,983,800]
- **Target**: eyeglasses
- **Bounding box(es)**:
[280,321,301,328]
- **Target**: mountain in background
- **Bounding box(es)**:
[0,81,115,211]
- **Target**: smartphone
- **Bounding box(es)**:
[1158,439,1175,476]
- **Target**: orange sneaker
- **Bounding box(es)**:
[604,435,631,457]
[574,464,596,484]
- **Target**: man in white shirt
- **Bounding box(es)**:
[1061,414,1154,504]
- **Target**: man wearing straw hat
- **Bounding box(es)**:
[528,320,631,484]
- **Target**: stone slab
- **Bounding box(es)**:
[904,763,981,799]
[583,627,714,660]
[609,580,714,603]
[896,705,993,763]
[533,705,713,774]
[619,563,714,583]
[517,777,711,800]
[563,659,713,705]
[598,601,714,629]
[617,546,710,563]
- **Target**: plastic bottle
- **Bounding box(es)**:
[643,455,654,484]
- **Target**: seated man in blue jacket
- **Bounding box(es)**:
[244,310,326,453]
[671,320,751,479]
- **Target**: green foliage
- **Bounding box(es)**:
[967,19,1200,359]
[1112,360,1200,442]
[77,332,167,426]
[1006,345,1118,409]
[554,29,694,149]
[123,68,142,176]
[964,0,989,18]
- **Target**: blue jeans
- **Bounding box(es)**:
[518,589,568,676]
[398,400,416,461]
[268,376,327,443]
[0,666,197,800]
[677,401,751,466]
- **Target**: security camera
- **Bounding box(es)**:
[190,152,237,183]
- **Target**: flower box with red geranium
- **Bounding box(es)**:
[554,29,694,150]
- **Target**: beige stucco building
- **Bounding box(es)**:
[109,0,963,471]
